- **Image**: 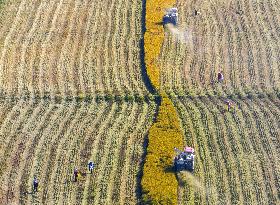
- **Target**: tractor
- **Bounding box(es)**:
[163,8,178,26]
[174,147,195,172]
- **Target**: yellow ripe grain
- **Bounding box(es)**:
[142,0,185,204]
[142,94,184,204]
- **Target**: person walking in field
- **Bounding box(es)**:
[226,100,232,111]
[218,71,224,83]
[73,168,78,182]
[33,177,38,192]
[88,161,95,174]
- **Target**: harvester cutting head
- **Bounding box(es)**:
[174,146,195,172]
[163,8,178,26]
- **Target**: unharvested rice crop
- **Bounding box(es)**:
[0,0,279,204]
[0,99,156,204]
[159,0,280,96]
[173,96,280,205]
[0,0,148,97]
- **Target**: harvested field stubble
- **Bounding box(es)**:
[173,96,280,205]
[0,0,148,97]
[160,0,280,96]
[0,100,156,204]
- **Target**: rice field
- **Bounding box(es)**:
[0,99,155,204]
[0,0,147,97]
[174,96,280,205]
[0,0,279,204]
[160,0,280,96]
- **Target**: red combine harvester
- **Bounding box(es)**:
[174,147,195,172]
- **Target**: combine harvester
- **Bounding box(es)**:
[163,8,178,26]
[174,146,195,172]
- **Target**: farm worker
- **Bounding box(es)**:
[74,168,78,182]
[226,100,232,111]
[194,10,200,16]
[33,177,38,192]
[218,71,224,83]
[88,161,94,174]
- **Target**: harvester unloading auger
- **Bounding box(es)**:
[174,147,195,172]
[163,8,178,26]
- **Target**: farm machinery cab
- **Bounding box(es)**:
[163,8,178,26]
[174,147,195,172]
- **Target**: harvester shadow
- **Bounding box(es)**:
[154,22,164,26]
[135,134,149,205]
[164,165,176,174]
[139,0,155,95]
